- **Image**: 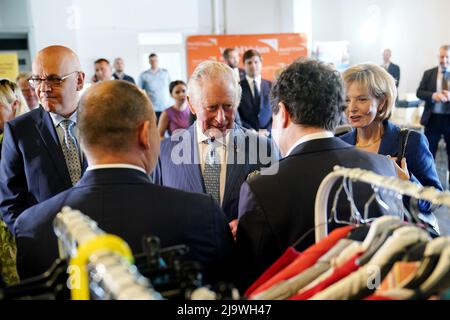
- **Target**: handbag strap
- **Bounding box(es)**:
[397,128,411,161]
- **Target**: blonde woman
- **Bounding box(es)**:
[0,78,27,285]
[0,78,29,143]
[340,63,442,217]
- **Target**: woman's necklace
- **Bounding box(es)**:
[356,136,382,148]
[356,126,384,148]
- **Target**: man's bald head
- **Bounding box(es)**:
[78,80,159,173]
[32,45,85,117]
[34,45,82,73]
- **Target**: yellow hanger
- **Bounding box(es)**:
[69,234,133,300]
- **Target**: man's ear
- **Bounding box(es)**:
[11,99,19,114]
[76,72,86,91]
[138,120,151,149]
[187,96,196,115]
[278,102,290,128]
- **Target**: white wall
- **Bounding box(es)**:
[378,0,450,95]
[225,0,282,34]
[27,0,202,82]
[311,0,450,94]
[0,0,30,32]
[311,0,342,42]
[4,0,450,94]
[28,0,79,57]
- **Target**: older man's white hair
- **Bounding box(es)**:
[187,60,242,107]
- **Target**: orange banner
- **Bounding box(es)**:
[186,33,308,81]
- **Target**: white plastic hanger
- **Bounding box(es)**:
[360,216,403,252]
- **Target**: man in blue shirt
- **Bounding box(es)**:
[138,53,171,122]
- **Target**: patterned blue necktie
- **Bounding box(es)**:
[203,138,221,204]
[60,119,82,186]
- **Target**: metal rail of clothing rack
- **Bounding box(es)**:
[314,166,450,242]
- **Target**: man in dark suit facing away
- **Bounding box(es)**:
[237,49,272,133]
[14,80,235,282]
[0,45,88,233]
[236,58,398,290]
[382,48,400,88]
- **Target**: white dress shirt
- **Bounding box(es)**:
[196,122,231,204]
[437,66,450,92]
[49,111,79,145]
[87,163,147,174]
[49,111,83,162]
[246,75,262,99]
[285,131,334,157]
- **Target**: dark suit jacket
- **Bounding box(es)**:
[237,79,272,130]
[113,73,136,84]
[387,63,400,87]
[153,124,275,221]
[0,107,87,233]
[417,67,446,126]
[14,168,235,282]
[236,137,397,289]
[238,68,246,81]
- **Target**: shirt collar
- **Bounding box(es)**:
[439,66,450,74]
[49,110,78,127]
[195,121,230,147]
[285,131,334,157]
[87,163,147,174]
[246,75,262,84]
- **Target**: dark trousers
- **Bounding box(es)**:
[424,114,450,171]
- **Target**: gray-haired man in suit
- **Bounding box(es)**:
[154,61,275,238]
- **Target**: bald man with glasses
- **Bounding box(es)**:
[0,45,88,233]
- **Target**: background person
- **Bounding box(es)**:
[158,80,190,138]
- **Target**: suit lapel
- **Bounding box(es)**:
[378,121,399,156]
[258,80,272,127]
[223,127,250,206]
[431,67,438,92]
[242,80,258,109]
[184,124,205,193]
[35,109,71,185]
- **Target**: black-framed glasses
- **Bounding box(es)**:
[28,71,79,88]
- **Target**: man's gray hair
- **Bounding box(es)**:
[440,44,450,52]
[16,71,32,82]
[187,60,242,106]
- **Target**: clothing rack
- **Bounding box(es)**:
[53,207,163,300]
[314,166,450,242]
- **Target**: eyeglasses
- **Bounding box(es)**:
[28,71,79,88]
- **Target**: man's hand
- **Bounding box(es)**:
[229,219,238,241]
[432,92,449,103]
